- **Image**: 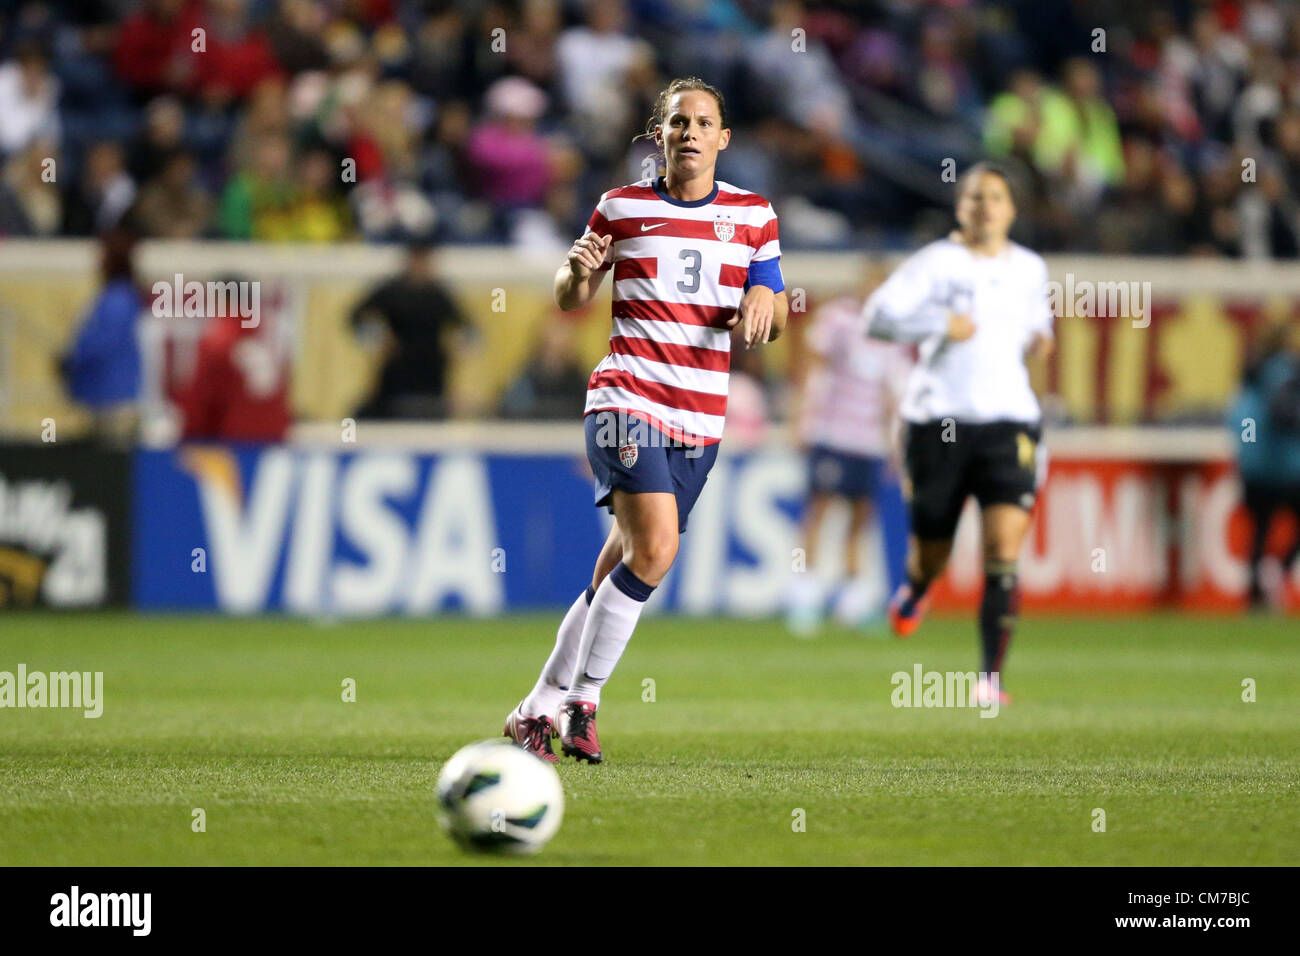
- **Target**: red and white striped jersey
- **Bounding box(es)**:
[582,177,781,446]
[798,295,913,457]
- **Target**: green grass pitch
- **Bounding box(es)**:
[1,611,1296,866]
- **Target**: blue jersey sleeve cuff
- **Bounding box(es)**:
[745,257,784,294]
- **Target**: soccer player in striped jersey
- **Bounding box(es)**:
[864,163,1054,706]
[504,77,789,762]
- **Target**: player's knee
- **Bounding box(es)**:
[642,533,679,575]
[627,531,678,582]
[983,539,1021,566]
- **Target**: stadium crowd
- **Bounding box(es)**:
[1,0,1300,254]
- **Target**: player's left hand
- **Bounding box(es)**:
[728,286,775,348]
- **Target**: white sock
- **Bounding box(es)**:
[564,563,655,707]
[834,577,876,624]
[788,570,826,611]
[520,587,593,718]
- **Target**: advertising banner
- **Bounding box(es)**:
[0,443,131,608]
[132,440,1285,615]
[133,443,909,615]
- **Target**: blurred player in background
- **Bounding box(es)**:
[58,226,145,445]
[786,269,913,635]
[865,163,1054,705]
[1231,321,1300,611]
[504,77,789,763]
[179,274,290,443]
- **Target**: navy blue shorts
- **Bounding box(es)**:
[584,411,719,533]
[807,445,887,500]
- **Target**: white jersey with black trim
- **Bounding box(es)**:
[862,237,1053,424]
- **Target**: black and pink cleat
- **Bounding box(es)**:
[503,705,559,763]
[557,700,603,763]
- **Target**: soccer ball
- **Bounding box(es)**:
[435,739,564,855]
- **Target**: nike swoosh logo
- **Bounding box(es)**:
[640,222,668,231]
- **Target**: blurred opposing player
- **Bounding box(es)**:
[787,273,913,634]
[179,276,290,442]
[864,163,1054,705]
[503,77,789,762]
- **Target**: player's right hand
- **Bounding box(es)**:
[946,313,976,341]
[567,232,611,279]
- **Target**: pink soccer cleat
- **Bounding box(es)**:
[973,676,1012,708]
[557,700,603,764]
[503,705,559,763]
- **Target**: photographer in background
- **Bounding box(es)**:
[350,239,472,420]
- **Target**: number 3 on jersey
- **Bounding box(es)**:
[677,248,702,294]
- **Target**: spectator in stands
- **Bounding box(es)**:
[358,80,425,183]
[1151,165,1208,255]
[263,0,332,76]
[507,0,562,90]
[1035,59,1126,208]
[418,99,473,226]
[1239,161,1300,259]
[192,0,283,104]
[226,78,291,177]
[179,274,291,443]
[555,0,638,115]
[217,131,296,239]
[281,146,352,242]
[62,141,137,237]
[5,0,1300,260]
[555,0,650,166]
[59,227,146,443]
[407,2,476,101]
[1231,321,1300,610]
[748,0,854,137]
[910,12,980,122]
[132,149,213,239]
[984,69,1045,163]
[1093,138,1165,254]
[0,40,61,158]
[498,315,589,420]
[113,0,205,99]
[350,241,471,420]
[1200,153,1245,257]
[464,76,553,231]
[1178,8,1250,145]
[1,139,62,236]
[128,96,187,185]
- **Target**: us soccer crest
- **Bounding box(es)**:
[713,213,735,242]
[619,443,639,468]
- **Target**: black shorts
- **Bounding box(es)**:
[903,419,1043,540]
